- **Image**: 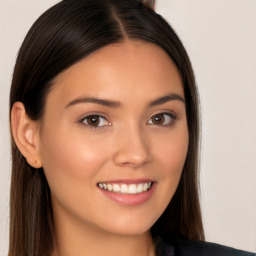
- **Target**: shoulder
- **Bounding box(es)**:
[159,238,255,256]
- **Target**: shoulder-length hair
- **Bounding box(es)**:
[9,0,204,255]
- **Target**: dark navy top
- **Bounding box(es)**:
[157,238,255,256]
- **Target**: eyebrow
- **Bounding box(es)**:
[65,93,185,109]
[149,94,185,107]
[65,97,121,109]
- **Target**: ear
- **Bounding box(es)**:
[11,102,42,168]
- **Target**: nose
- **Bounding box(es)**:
[113,124,152,168]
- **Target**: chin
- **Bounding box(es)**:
[97,215,159,236]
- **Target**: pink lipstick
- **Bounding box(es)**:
[97,180,156,206]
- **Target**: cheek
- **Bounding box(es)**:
[156,126,189,174]
[153,127,189,203]
[38,125,108,198]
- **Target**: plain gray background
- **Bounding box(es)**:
[1,0,256,255]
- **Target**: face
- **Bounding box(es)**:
[38,41,189,236]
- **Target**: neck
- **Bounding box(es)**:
[51,209,156,256]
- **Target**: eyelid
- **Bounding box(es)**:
[77,111,109,122]
[77,110,177,129]
[147,112,177,126]
[78,113,111,128]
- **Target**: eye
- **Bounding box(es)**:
[80,115,110,127]
[148,113,176,126]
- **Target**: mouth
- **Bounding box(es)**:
[97,181,153,194]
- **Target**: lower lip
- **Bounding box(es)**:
[99,183,156,206]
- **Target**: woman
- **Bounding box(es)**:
[8,0,255,255]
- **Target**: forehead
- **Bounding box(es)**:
[48,40,184,107]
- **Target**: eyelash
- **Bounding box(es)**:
[79,114,111,129]
[79,112,176,129]
[147,112,176,126]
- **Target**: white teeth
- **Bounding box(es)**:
[113,184,120,192]
[107,183,112,191]
[143,183,148,191]
[137,183,144,193]
[98,182,152,194]
[128,184,137,194]
[121,184,128,193]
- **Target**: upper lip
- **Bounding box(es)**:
[97,179,155,184]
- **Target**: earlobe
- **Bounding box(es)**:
[11,102,42,168]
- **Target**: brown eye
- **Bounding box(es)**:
[148,113,175,126]
[152,114,165,124]
[87,115,100,126]
[81,115,109,127]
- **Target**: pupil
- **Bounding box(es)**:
[153,114,164,124]
[88,115,99,126]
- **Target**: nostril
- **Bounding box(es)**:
[113,151,151,168]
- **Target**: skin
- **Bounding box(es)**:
[12,40,189,256]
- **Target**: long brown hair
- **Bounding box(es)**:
[9,0,204,255]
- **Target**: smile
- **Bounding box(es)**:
[97,182,152,194]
